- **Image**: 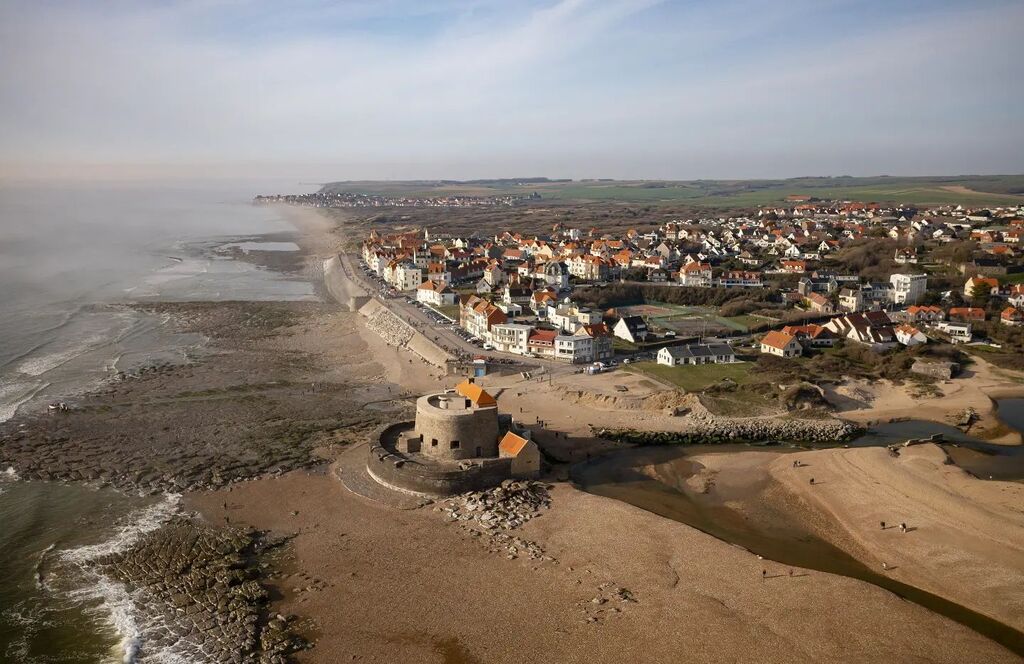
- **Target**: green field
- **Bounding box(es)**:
[617,303,769,334]
[999,273,1024,285]
[624,361,752,391]
[323,175,1024,208]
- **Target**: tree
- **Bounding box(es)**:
[969,281,992,307]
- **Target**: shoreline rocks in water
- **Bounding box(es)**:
[596,412,862,446]
[0,300,387,495]
[93,517,305,663]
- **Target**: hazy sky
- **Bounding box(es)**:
[1,0,1022,180]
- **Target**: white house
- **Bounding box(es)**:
[759,331,802,358]
[613,315,649,343]
[890,273,927,306]
[416,280,456,306]
[894,324,928,346]
[657,343,737,366]
[489,323,533,355]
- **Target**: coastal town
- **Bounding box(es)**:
[356,197,1024,378]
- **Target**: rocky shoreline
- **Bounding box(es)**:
[0,301,385,496]
[92,517,305,663]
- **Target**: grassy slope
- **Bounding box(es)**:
[624,360,752,391]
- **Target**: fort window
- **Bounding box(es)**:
[475,446,482,456]
[431,438,438,447]
[450,440,460,449]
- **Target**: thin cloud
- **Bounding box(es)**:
[0,0,1020,179]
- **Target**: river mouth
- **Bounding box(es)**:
[571,427,1024,656]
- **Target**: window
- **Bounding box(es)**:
[450,440,460,449]
[431,438,438,447]
[475,446,482,456]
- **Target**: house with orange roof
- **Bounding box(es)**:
[781,259,807,274]
[895,324,928,346]
[964,276,999,299]
[459,294,508,339]
[948,307,986,322]
[781,324,836,348]
[1001,307,1023,327]
[416,279,456,307]
[455,379,498,407]
[759,331,802,358]
[906,305,945,323]
[498,431,541,478]
[677,262,712,287]
[1009,285,1024,308]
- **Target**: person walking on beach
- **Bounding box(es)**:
[809,477,815,485]
[880,521,886,530]
[762,570,766,582]
[900,522,907,533]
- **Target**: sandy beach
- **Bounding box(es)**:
[5,206,1024,662]
[186,209,1023,662]
[823,358,1024,445]
[187,462,1019,663]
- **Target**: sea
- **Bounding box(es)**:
[0,179,318,662]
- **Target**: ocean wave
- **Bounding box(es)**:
[63,494,181,564]
[62,494,182,664]
[0,379,48,422]
[0,303,86,373]
[3,466,21,480]
[14,333,110,377]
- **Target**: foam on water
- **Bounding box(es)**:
[15,333,111,377]
[0,379,48,422]
[63,494,181,564]
[62,493,182,664]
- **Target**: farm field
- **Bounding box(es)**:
[322,175,1024,207]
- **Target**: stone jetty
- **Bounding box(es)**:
[597,411,862,446]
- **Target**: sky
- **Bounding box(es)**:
[1,0,1022,181]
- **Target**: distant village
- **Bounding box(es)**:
[358,197,1024,368]
[255,190,535,208]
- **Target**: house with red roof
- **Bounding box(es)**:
[1001,307,1023,327]
[759,331,802,358]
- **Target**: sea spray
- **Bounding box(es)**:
[61,493,181,663]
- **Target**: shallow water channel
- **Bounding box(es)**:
[571,403,1024,656]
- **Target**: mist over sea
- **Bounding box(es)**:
[0,179,316,662]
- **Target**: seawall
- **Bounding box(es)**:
[357,299,452,369]
[322,255,370,311]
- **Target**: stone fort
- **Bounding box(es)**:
[367,379,540,496]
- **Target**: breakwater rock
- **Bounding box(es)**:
[596,413,862,446]
[364,306,415,346]
[93,519,304,663]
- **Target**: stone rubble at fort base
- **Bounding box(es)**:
[440,480,551,531]
[438,480,554,562]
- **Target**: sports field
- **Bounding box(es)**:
[616,303,775,334]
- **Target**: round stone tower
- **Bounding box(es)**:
[412,382,499,462]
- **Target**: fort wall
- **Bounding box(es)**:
[412,394,499,461]
[368,423,512,495]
